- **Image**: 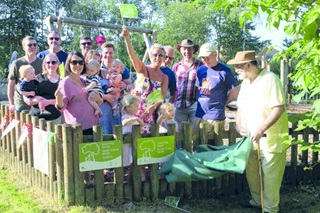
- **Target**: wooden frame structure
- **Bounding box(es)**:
[45,15,157,62]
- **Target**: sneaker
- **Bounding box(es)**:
[242,199,261,208]
[112,105,119,116]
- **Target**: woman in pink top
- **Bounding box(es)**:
[55,51,100,135]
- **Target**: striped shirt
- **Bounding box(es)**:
[85,74,103,96]
[172,59,203,108]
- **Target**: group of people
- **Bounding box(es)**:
[7,25,288,213]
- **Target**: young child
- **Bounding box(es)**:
[105,59,126,116]
[156,102,179,133]
[83,59,103,117]
[121,94,144,182]
[19,65,37,99]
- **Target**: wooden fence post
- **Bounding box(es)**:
[62,124,75,205]
[167,123,177,197]
[132,124,142,201]
[113,125,124,200]
[182,122,192,199]
[72,124,85,205]
[47,121,56,198]
[14,110,21,170]
[150,123,160,201]
[54,124,64,201]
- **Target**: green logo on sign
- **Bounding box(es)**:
[79,140,122,171]
[137,136,174,165]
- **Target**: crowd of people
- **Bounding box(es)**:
[7,26,288,213]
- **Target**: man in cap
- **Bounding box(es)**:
[172,39,203,127]
[161,45,176,103]
[38,31,68,64]
[194,43,238,134]
[228,50,288,213]
[79,36,93,58]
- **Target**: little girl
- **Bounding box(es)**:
[83,59,103,117]
[156,102,179,133]
[121,94,144,181]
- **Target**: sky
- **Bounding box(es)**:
[250,11,288,50]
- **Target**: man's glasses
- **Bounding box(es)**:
[27,43,37,47]
[152,53,164,58]
[81,42,92,46]
[46,61,58,65]
[49,37,60,41]
[165,55,174,60]
[70,60,84,65]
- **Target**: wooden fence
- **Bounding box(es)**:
[0,104,320,206]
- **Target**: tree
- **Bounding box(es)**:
[197,0,320,149]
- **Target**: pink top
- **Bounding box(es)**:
[57,77,99,130]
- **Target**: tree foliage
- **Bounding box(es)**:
[196,0,320,145]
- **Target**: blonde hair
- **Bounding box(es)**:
[87,59,101,76]
[19,65,34,78]
[158,102,174,115]
[22,36,35,47]
[112,59,125,73]
[86,50,100,61]
[149,43,166,55]
[121,94,139,114]
[42,53,60,75]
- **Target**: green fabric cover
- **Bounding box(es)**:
[156,135,252,183]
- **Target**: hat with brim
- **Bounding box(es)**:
[176,39,199,54]
[227,50,258,65]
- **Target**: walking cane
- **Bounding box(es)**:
[257,140,264,213]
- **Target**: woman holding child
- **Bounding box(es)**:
[55,51,101,135]
[28,53,61,124]
[122,25,168,133]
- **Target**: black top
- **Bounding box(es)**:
[29,74,61,120]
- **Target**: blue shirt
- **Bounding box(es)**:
[195,62,237,120]
[37,50,68,64]
[160,66,177,96]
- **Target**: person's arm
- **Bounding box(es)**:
[7,79,16,111]
[123,78,133,92]
[250,105,286,143]
[169,91,176,104]
[121,26,145,75]
[83,81,96,92]
[226,86,240,105]
[122,117,144,127]
[161,75,168,100]
[55,88,64,109]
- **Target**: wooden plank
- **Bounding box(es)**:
[182,122,192,199]
[290,124,298,186]
[198,122,208,198]
[167,123,176,196]
[132,125,142,201]
[72,124,85,205]
[113,125,124,200]
[150,124,159,201]
[54,125,64,201]
[39,118,47,191]
[47,121,55,198]
[62,124,75,205]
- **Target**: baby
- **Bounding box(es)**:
[105,59,126,116]
[83,59,103,117]
[19,65,37,99]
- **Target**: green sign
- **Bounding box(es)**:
[79,140,122,172]
[137,136,174,165]
[119,4,139,19]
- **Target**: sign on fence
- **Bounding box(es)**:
[137,136,175,165]
[79,140,122,172]
[33,128,54,175]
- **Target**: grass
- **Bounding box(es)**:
[0,163,176,213]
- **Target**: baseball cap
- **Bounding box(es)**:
[198,43,217,58]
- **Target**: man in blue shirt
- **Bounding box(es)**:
[194,43,239,133]
[160,45,176,103]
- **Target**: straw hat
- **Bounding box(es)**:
[227,51,258,65]
[176,39,199,54]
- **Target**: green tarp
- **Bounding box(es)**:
[156,135,251,183]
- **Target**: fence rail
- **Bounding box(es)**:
[0,104,320,206]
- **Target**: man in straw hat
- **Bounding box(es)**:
[228,50,289,213]
[194,42,238,136]
[172,39,202,127]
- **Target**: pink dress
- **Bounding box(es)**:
[134,76,162,133]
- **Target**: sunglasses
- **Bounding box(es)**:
[70,60,84,65]
[152,53,164,58]
[27,43,37,47]
[46,61,58,65]
[49,37,60,41]
[165,55,174,60]
[81,42,92,46]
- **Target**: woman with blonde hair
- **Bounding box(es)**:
[28,53,61,124]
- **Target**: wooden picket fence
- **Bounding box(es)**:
[0,104,320,206]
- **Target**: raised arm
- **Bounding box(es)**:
[121,26,145,75]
